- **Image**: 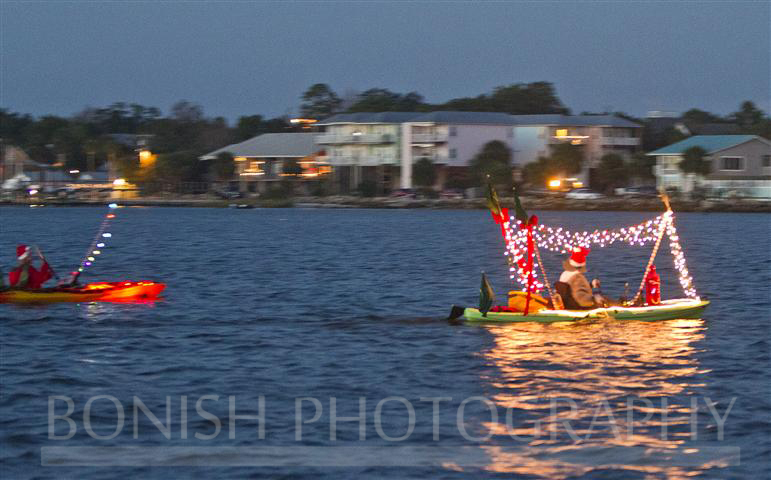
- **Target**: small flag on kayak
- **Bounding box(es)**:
[479,272,495,316]
[513,186,529,225]
[486,181,502,217]
[486,181,509,224]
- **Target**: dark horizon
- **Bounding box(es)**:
[1,1,769,121]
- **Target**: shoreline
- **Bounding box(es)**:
[2,196,770,212]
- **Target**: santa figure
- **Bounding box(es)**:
[8,245,53,289]
[558,246,596,309]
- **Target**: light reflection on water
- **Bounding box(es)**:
[477,318,723,478]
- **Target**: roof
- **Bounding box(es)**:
[317,112,422,125]
[201,133,319,160]
[317,111,641,127]
[510,114,642,128]
[409,111,517,125]
[647,135,766,155]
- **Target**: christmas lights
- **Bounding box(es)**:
[501,212,698,300]
[73,204,119,276]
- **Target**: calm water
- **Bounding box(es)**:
[1,207,769,479]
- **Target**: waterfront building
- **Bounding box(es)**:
[316,111,516,192]
[648,135,771,198]
[510,114,643,185]
[316,112,642,192]
[200,133,328,193]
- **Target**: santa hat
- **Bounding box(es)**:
[568,246,590,267]
[17,244,30,261]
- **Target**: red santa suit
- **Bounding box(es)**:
[9,245,52,289]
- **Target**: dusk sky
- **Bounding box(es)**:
[1,1,768,121]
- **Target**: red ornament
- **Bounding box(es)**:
[645,265,661,305]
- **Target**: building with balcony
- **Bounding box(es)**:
[648,135,771,198]
[316,111,516,192]
[510,114,643,185]
[200,133,328,193]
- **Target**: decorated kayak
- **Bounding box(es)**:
[463,298,710,323]
[0,281,165,305]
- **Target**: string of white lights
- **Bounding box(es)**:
[74,203,119,276]
[502,213,698,299]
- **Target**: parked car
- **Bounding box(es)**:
[565,188,605,200]
[389,188,416,199]
[213,189,243,200]
[618,186,658,198]
[439,189,464,199]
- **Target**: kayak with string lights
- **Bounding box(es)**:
[454,185,711,324]
[462,298,710,323]
[0,281,166,305]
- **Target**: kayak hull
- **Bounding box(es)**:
[463,298,710,323]
[0,282,165,305]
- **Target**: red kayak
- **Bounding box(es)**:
[0,281,166,304]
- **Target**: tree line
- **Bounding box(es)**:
[1,82,768,188]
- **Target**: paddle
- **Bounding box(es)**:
[34,246,62,283]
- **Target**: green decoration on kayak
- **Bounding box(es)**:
[479,272,495,316]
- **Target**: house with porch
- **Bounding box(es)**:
[200,133,328,193]
[648,135,771,198]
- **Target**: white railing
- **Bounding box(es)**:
[327,156,398,166]
[411,133,448,143]
[315,134,394,144]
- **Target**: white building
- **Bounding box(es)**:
[648,135,771,198]
[316,111,516,192]
[315,112,642,192]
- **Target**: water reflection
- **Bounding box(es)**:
[474,319,725,478]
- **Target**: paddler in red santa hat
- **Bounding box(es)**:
[8,245,53,289]
[557,246,598,309]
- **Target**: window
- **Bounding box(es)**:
[449,126,457,137]
[449,148,457,159]
[720,156,743,171]
[660,155,680,171]
[762,155,771,168]
[555,128,568,138]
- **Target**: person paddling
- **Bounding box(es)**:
[8,245,53,289]
[556,246,597,309]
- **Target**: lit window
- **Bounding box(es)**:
[555,129,568,138]
[720,157,743,171]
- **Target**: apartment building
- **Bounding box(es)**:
[316,111,516,192]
